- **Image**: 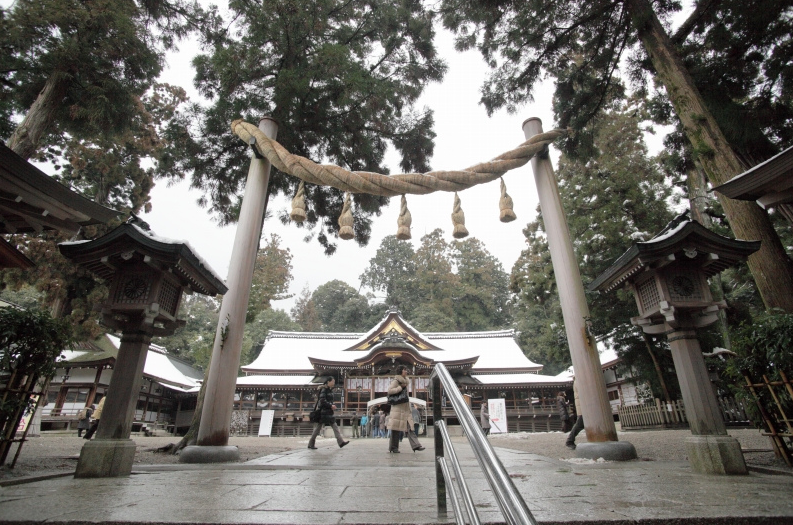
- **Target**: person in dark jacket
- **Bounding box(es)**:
[557,391,571,432]
[76,404,94,437]
[307,377,349,450]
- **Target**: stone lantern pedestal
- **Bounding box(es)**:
[589,214,760,475]
[59,222,226,477]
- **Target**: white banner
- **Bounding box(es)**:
[488,399,508,434]
[258,410,275,437]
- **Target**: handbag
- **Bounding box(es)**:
[388,387,409,405]
[308,396,321,423]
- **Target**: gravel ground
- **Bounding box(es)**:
[1,427,789,481]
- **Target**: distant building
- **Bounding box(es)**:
[42,335,202,435]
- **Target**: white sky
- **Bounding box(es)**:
[143,26,561,313]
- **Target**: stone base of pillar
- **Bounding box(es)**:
[74,439,137,478]
[685,435,747,475]
[576,441,637,461]
[179,445,240,464]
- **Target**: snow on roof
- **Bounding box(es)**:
[242,329,541,373]
[472,373,572,385]
[236,375,315,387]
[57,350,88,362]
[128,223,226,285]
[106,333,202,391]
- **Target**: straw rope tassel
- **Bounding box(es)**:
[338,193,355,240]
[290,180,307,222]
[451,192,469,239]
[396,195,412,240]
[499,177,517,223]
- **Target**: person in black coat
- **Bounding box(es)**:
[307,377,349,450]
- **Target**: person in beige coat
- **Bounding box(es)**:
[386,365,425,453]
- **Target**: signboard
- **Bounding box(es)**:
[16,395,38,434]
[258,410,275,437]
[488,398,508,434]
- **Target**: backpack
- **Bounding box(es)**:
[77,408,89,420]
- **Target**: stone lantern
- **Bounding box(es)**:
[59,220,227,477]
[589,213,760,475]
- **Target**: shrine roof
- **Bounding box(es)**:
[59,334,203,392]
[712,145,793,207]
[0,143,120,235]
[236,375,315,387]
[242,322,541,375]
[471,373,572,388]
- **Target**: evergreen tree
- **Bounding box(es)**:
[246,234,294,322]
[159,0,447,254]
[451,237,511,331]
[153,294,220,368]
[440,0,793,312]
[360,235,417,315]
[412,229,458,323]
[291,285,322,332]
[311,279,378,332]
[1,1,204,332]
[2,0,202,160]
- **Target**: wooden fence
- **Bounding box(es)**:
[618,397,751,430]
[743,371,792,467]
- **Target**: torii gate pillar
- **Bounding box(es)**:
[181,117,278,463]
[523,118,636,461]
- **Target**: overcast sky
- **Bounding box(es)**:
[140,6,673,314]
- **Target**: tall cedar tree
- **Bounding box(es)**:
[158,0,447,254]
[440,0,793,312]
[1,1,204,335]
[359,230,511,331]
[510,103,680,393]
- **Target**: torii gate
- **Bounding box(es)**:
[179,116,635,463]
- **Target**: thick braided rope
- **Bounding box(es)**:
[231,119,568,197]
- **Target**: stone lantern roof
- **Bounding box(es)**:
[59,221,227,297]
[588,213,761,294]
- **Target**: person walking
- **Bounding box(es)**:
[83,397,105,440]
[307,377,349,450]
[76,404,94,438]
[556,390,571,432]
[410,404,421,436]
[371,409,380,438]
[378,409,387,438]
[411,404,421,436]
[480,399,491,436]
[386,365,425,453]
[566,382,585,449]
[351,411,360,438]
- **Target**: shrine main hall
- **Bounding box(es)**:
[235,308,573,435]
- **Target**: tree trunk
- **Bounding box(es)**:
[158,364,209,454]
[642,332,672,406]
[627,0,793,313]
[688,162,731,349]
[6,72,70,160]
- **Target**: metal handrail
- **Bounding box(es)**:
[436,420,481,525]
[430,363,538,525]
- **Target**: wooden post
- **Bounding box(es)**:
[194,118,278,453]
[523,119,635,461]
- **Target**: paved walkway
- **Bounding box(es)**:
[1,437,792,524]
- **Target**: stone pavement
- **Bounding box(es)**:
[1,436,792,524]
